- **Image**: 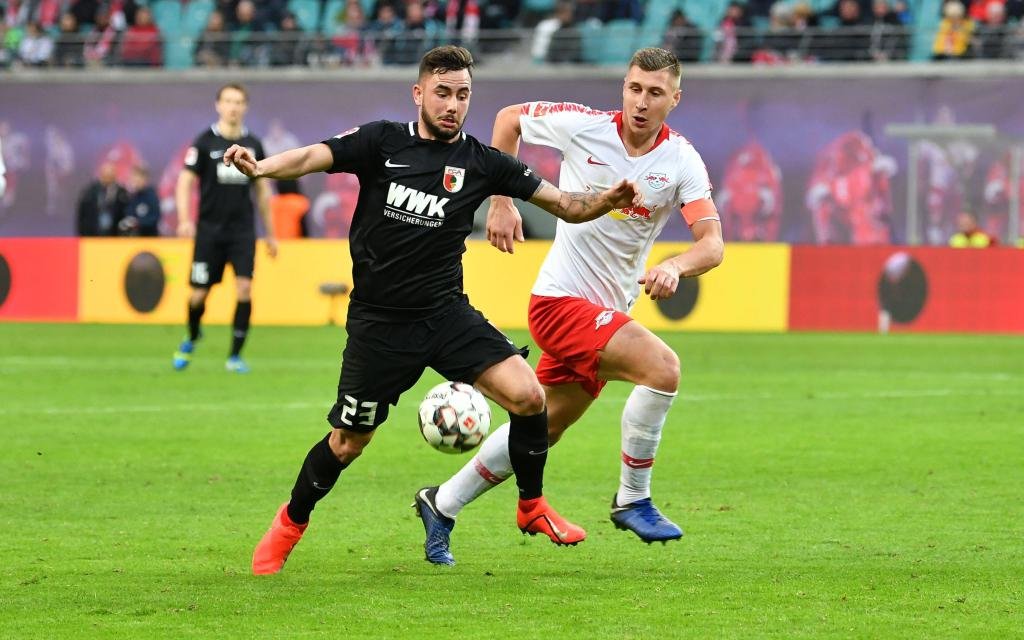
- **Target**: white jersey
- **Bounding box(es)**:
[520,102,716,312]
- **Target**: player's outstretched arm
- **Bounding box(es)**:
[224,143,333,180]
[528,178,643,223]
[487,104,528,253]
[639,219,725,299]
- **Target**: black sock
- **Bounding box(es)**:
[231,301,252,357]
[287,433,348,525]
[507,409,548,500]
[188,301,205,342]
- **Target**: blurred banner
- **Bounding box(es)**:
[1,239,1021,333]
[1,75,1023,245]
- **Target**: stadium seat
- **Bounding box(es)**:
[163,35,196,70]
[181,0,214,38]
[524,0,557,13]
[580,19,604,64]
[599,19,638,65]
[911,0,943,61]
[149,0,181,35]
[288,0,321,33]
[320,0,344,34]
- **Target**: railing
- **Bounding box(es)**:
[3,23,1023,71]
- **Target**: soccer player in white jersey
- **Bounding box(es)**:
[414,48,724,563]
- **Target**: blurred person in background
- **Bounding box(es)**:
[53,12,84,67]
[269,10,305,66]
[718,140,783,241]
[172,84,276,374]
[84,7,120,66]
[230,0,267,67]
[120,165,161,236]
[972,2,1008,58]
[369,2,404,65]
[869,0,908,61]
[270,178,310,239]
[714,2,753,63]
[933,1,975,60]
[663,8,703,63]
[532,1,580,63]
[982,149,1023,239]
[387,0,440,65]
[949,211,996,247]
[119,5,162,66]
[76,161,128,236]
[17,21,53,65]
[196,10,230,67]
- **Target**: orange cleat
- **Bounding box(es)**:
[517,497,586,546]
[252,503,308,575]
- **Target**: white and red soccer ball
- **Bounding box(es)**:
[418,382,491,454]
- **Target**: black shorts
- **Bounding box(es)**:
[189,233,255,287]
[326,299,527,433]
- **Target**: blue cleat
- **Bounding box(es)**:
[413,486,456,566]
[172,339,195,371]
[610,495,684,544]
[225,355,251,373]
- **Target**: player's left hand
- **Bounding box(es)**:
[604,179,644,210]
[224,144,260,178]
[265,236,278,259]
[638,263,680,300]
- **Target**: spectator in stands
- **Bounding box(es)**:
[535,1,581,63]
[0,24,13,69]
[370,3,404,64]
[77,162,129,237]
[329,0,372,65]
[120,165,161,237]
[270,11,305,66]
[196,10,231,67]
[602,0,643,23]
[968,0,1006,21]
[932,1,975,60]
[231,0,267,66]
[891,0,913,23]
[53,12,84,67]
[84,8,120,66]
[388,0,439,65]
[17,21,52,66]
[71,0,100,28]
[1005,0,1024,20]
[746,0,776,19]
[445,0,479,48]
[714,2,753,63]
[816,0,870,61]
[663,9,702,63]
[753,3,805,64]
[119,6,162,67]
[869,0,908,61]
[972,2,1008,58]
[949,211,996,247]
[270,179,310,239]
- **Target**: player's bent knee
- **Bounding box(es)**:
[507,384,545,416]
[644,348,680,393]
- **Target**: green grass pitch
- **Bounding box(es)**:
[1,323,1021,638]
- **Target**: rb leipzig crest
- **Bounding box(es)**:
[443,166,465,193]
[644,172,669,191]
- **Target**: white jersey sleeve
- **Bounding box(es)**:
[675,142,713,207]
[519,102,609,151]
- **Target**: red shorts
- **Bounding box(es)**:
[528,294,632,398]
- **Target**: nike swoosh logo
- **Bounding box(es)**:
[587,156,609,166]
[385,159,410,168]
[210,150,225,159]
[527,449,548,456]
[312,482,333,491]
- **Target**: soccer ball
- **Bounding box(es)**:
[418,382,491,454]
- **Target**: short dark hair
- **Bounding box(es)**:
[217,83,248,101]
[418,45,474,81]
[629,48,682,82]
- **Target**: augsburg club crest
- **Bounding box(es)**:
[443,166,465,193]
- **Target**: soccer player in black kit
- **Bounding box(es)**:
[172,83,277,374]
[225,46,642,573]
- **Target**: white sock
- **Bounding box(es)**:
[435,422,512,518]
[617,385,676,505]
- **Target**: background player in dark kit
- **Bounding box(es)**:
[225,46,643,573]
[172,83,277,374]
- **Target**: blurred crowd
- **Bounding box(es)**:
[1,0,1024,69]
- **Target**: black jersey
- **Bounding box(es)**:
[183,125,265,237]
[322,120,542,321]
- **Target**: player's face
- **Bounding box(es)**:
[215,88,248,127]
[621,67,681,138]
[413,69,472,142]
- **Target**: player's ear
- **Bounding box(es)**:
[412,84,423,107]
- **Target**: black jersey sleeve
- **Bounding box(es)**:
[183,133,207,176]
[253,138,266,162]
[481,147,544,201]
[321,121,385,174]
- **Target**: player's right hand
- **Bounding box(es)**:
[604,179,643,210]
[177,219,195,238]
[486,195,524,254]
[224,144,260,178]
